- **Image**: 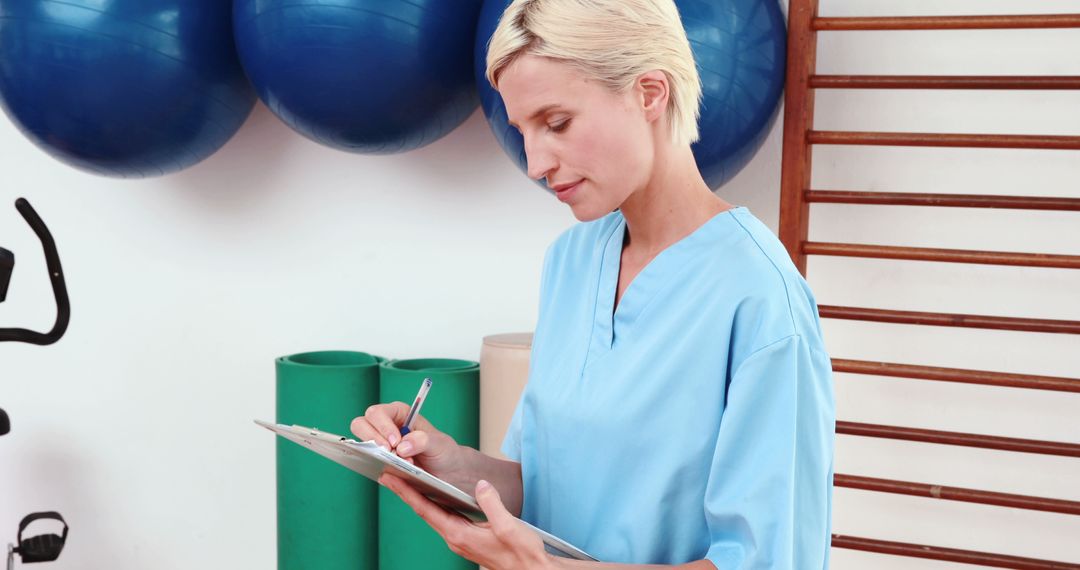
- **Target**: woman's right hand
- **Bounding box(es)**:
[350,402,464,480]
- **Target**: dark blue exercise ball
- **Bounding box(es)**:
[234,0,483,154]
[474,0,787,190]
[0,0,256,178]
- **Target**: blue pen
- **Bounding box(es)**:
[399,377,432,437]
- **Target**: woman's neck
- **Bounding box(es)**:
[618,144,732,255]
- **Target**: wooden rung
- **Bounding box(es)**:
[834,474,1080,515]
[819,305,1080,335]
[803,242,1080,268]
[831,535,1080,569]
[806,191,1080,211]
[836,421,1080,457]
[814,14,1080,31]
[808,130,1080,150]
[810,75,1080,90]
[832,358,1080,392]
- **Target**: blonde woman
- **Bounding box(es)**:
[351,0,834,568]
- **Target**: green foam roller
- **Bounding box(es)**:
[378,358,480,570]
[277,351,384,570]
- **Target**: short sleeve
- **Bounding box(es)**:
[500,391,525,461]
[703,335,835,569]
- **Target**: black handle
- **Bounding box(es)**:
[0,198,70,344]
[14,511,68,563]
[0,246,12,302]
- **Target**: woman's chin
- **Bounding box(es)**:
[567,202,611,222]
[569,208,601,222]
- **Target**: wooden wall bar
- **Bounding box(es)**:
[831,535,1080,569]
[808,131,1080,150]
[831,358,1080,392]
[777,0,820,274]
[810,75,1080,90]
[802,242,1080,268]
[833,474,1080,516]
[814,14,1080,31]
[805,191,1080,211]
[836,422,1080,458]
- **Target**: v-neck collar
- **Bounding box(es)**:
[586,207,746,359]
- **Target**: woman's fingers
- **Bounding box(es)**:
[380,474,541,569]
[396,430,428,457]
[349,416,388,448]
[350,402,411,448]
[369,403,407,447]
[475,481,519,542]
[475,480,548,565]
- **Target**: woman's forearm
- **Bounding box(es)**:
[442,445,524,517]
[554,559,715,570]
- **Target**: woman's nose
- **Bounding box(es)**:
[524,137,557,181]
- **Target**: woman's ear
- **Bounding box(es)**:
[637,70,670,123]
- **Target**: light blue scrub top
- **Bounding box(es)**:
[502,207,835,568]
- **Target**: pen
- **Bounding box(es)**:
[399,377,432,437]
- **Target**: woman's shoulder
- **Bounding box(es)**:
[716,208,799,277]
[705,208,825,350]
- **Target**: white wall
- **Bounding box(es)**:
[1,0,1077,568]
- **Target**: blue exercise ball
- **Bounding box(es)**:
[474,0,787,190]
[0,0,256,178]
[234,0,483,154]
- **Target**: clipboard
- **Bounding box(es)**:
[255,420,597,561]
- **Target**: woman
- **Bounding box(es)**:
[351,0,834,568]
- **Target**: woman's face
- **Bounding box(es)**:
[498,55,656,221]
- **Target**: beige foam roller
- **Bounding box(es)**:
[479,332,533,459]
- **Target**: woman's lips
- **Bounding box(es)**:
[555,180,583,202]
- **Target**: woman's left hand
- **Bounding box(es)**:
[379,473,558,570]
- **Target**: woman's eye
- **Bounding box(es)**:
[550,120,570,133]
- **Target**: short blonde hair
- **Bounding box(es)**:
[485,0,703,147]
